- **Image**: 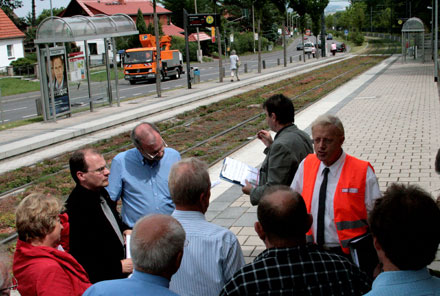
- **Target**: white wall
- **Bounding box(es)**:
[0,38,24,68]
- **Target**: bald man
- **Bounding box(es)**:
[83,214,185,296]
[221,186,371,295]
[108,122,181,227]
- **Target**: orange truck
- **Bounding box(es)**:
[123,34,184,85]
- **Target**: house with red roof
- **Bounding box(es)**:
[60,0,184,37]
[0,8,25,69]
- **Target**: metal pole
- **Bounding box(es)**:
[104,38,113,106]
[435,0,439,82]
[84,40,93,112]
[252,5,256,53]
[195,0,202,63]
[46,45,56,121]
[111,38,120,107]
[183,9,192,89]
[153,0,162,97]
[432,2,434,60]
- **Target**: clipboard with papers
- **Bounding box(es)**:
[220,157,259,187]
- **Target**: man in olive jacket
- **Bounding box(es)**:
[242,94,313,205]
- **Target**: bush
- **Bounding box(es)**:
[229,32,269,55]
[171,36,198,62]
[10,57,35,74]
[349,31,364,46]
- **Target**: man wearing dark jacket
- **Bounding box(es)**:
[242,94,313,205]
[66,148,133,283]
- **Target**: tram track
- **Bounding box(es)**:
[0,55,387,245]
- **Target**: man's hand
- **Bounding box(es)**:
[242,180,253,195]
[121,258,133,274]
[257,130,273,147]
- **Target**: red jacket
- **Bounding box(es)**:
[13,240,91,296]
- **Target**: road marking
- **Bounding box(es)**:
[22,114,37,118]
[133,93,142,96]
[4,107,27,112]
[0,119,9,122]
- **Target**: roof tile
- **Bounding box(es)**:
[0,8,25,39]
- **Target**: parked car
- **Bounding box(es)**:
[304,42,314,53]
[296,43,304,50]
[327,33,333,40]
[336,43,346,52]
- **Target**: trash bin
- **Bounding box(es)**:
[194,67,200,84]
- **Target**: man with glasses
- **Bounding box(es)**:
[66,148,133,283]
[290,114,381,258]
[107,122,181,227]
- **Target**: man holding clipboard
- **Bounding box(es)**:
[241,94,313,205]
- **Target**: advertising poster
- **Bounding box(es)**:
[68,52,85,82]
[47,49,70,116]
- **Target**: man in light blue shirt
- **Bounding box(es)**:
[107,122,181,227]
[83,214,185,296]
[168,158,245,296]
[365,183,440,296]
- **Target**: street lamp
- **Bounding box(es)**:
[428,5,433,60]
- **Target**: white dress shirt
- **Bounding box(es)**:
[291,151,381,247]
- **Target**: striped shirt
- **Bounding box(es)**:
[170,210,245,296]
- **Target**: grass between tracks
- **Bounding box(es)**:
[0,55,387,236]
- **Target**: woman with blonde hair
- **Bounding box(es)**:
[13,193,91,296]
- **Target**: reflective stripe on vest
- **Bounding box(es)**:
[301,154,372,254]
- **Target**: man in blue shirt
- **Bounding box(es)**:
[365,183,440,296]
[107,122,181,227]
[83,214,185,296]
[168,158,245,296]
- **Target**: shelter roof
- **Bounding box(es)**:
[0,8,25,39]
[35,14,138,44]
[402,17,425,32]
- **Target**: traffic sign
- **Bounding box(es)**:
[188,14,220,27]
[344,29,349,36]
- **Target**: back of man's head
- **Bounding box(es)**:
[369,183,440,270]
[258,185,310,241]
[130,214,185,276]
[262,94,295,125]
[168,158,210,206]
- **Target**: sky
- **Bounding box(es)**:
[15,0,71,18]
[14,0,350,19]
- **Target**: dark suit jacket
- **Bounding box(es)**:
[250,124,313,205]
[65,185,129,283]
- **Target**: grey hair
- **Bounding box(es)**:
[169,158,210,206]
[130,122,160,150]
[311,114,345,136]
[231,50,236,55]
[130,215,185,273]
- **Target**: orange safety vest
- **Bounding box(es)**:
[301,154,372,254]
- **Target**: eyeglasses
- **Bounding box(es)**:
[312,138,335,145]
[0,276,18,295]
[85,165,109,174]
[142,140,168,160]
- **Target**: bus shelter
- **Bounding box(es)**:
[34,14,138,121]
[401,17,426,63]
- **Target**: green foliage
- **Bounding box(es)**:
[229,32,269,54]
[136,9,148,34]
[349,31,364,46]
[0,78,40,96]
[10,57,34,72]
[170,36,198,61]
